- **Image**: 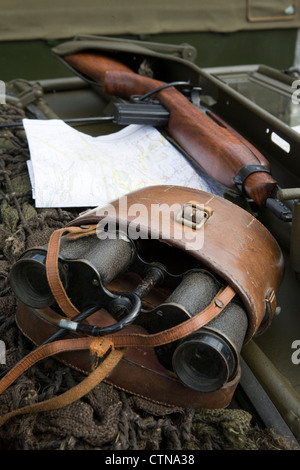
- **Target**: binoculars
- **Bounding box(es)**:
[9,232,248,393]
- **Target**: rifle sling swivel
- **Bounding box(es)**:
[232,164,270,194]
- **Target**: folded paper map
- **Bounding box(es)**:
[24,119,214,208]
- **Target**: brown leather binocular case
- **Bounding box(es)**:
[8,185,284,410]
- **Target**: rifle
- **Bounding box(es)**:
[61,51,292,221]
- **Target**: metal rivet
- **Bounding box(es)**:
[275,306,281,316]
[214,298,224,308]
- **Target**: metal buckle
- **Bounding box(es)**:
[175,202,213,230]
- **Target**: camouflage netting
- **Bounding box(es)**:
[0,101,296,450]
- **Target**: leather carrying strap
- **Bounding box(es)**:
[109,285,235,347]
[0,225,236,425]
[0,284,233,426]
[48,285,234,347]
[0,337,125,427]
[0,289,235,427]
[45,225,97,318]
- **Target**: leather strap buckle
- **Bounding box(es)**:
[175,202,213,230]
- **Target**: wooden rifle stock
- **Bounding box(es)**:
[63,52,278,207]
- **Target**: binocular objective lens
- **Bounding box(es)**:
[172,330,237,393]
[9,250,55,308]
[26,264,52,300]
